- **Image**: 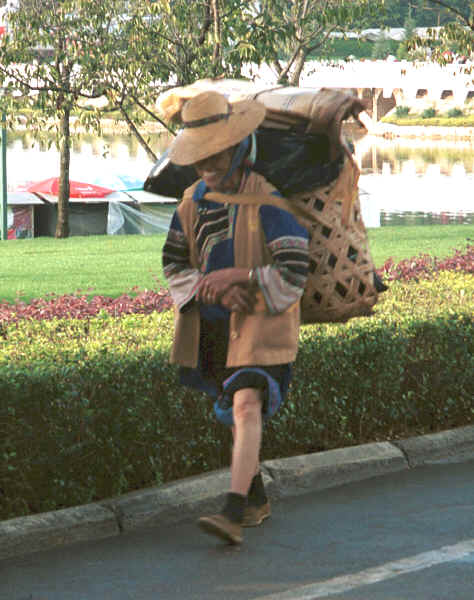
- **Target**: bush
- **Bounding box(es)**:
[371,38,399,60]
[377,244,474,281]
[381,113,474,127]
[421,107,437,119]
[319,38,375,60]
[0,288,173,326]
[395,106,410,117]
[1,271,472,521]
[447,107,464,118]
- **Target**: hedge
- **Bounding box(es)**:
[1,272,473,520]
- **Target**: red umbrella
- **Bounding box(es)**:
[26,177,113,199]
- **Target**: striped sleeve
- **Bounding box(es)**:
[256,203,309,314]
[162,210,203,311]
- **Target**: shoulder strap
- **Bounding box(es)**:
[204,191,293,213]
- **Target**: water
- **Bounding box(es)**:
[353,133,474,227]
[6,128,474,228]
[6,130,166,189]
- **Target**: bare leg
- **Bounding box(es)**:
[230,388,262,496]
[198,388,265,543]
[231,425,260,479]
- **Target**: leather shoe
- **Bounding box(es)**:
[242,501,271,527]
[198,514,243,544]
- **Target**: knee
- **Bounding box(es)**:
[233,389,262,425]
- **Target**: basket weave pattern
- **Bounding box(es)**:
[292,160,379,324]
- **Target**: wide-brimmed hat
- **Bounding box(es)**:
[167,91,266,166]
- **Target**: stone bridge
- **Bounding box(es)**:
[245,60,474,122]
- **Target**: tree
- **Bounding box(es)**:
[426,0,473,56]
[0,1,130,237]
[410,0,473,60]
[363,0,472,27]
[0,0,264,236]
[96,0,251,162]
[419,0,472,27]
[242,0,385,85]
[0,0,180,236]
[396,14,421,60]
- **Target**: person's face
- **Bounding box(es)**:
[192,147,234,191]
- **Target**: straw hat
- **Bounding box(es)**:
[167,91,266,166]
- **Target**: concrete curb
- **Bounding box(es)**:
[393,425,474,467]
[1,425,473,561]
[0,503,119,562]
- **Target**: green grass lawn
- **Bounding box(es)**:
[1,235,166,304]
[367,224,473,267]
[1,224,472,304]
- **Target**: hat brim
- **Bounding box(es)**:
[167,99,266,166]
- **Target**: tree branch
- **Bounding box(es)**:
[130,95,176,135]
[117,101,157,163]
[306,25,337,54]
[426,0,472,27]
[198,1,212,45]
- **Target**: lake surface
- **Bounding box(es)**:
[353,133,473,227]
[6,128,474,228]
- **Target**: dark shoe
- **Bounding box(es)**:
[242,501,271,527]
[198,514,243,544]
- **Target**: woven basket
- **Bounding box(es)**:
[207,158,379,324]
[254,87,381,324]
[290,158,379,324]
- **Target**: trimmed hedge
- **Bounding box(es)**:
[1,273,473,520]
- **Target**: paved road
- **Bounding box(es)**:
[2,456,473,600]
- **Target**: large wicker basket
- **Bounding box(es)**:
[290,158,379,323]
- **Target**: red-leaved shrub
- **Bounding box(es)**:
[377,244,473,282]
[0,288,173,325]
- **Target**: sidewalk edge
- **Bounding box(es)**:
[1,425,473,561]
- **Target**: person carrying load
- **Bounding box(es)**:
[162,90,310,545]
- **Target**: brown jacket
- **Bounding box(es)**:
[170,172,301,368]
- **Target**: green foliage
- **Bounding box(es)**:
[395,105,410,117]
[319,38,374,60]
[447,107,464,118]
[365,0,472,28]
[371,37,400,59]
[238,0,384,84]
[409,2,474,59]
[382,113,474,127]
[422,107,438,119]
[1,272,473,520]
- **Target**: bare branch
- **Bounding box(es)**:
[117,102,157,163]
[425,0,473,28]
[198,1,212,45]
[130,95,176,135]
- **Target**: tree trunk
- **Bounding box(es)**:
[55,106,70,238]
[288,48,307,86]
[211,0,221,75]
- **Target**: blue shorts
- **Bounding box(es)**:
[179,317,292,425]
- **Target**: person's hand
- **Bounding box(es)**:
[220,284,256,314]
[197,268,251,305]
